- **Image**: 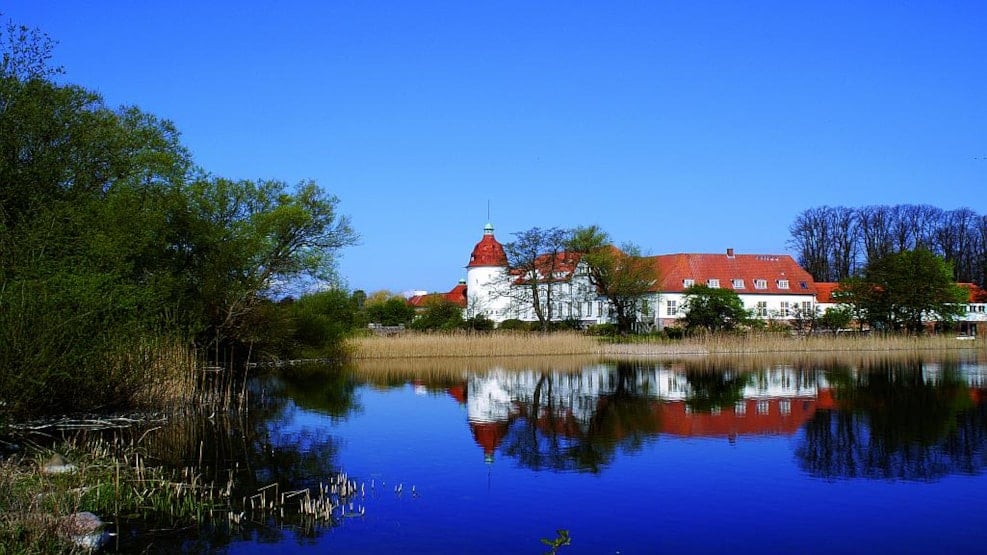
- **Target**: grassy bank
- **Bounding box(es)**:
[0,437,230,553]
[348,331,986,360]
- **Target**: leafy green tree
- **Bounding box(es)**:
[818,306,853,333]
[568,226,658,334]
[410,297,465,331]
[365,297,415,327]
[841,248,966,333]
[286,289,360,358]
[681,285,750,332]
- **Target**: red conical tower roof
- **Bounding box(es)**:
[467,223,507,268]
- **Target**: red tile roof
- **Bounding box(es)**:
[407,282,468,309]
[958,283,987,303]
[649,252,817,295]
[467,234,507,268]
[814,282,840,303]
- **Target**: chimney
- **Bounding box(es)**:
[727,248,735,258]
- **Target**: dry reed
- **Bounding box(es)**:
[347,331,601,359]
[347,330,985,362]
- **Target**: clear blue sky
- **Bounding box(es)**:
[6,1,986,294]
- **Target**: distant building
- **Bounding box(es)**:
[410,222,986,334]
[416,222,820,329]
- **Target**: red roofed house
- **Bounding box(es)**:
[435,223,826,329]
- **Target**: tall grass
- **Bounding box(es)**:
[603,332,987,357]
[347,331,601,359]
[347,330,985,361]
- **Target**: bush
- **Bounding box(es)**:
[497,319,530,331]
[663,326,685,340]
[585,323,617,336]
[464,314,495,331]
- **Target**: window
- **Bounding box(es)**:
[756,301,768,317]
[777,279,789,289]
[799,281,809,289]
[710,406,721,416]
[779,301,790,317]
[586,302,593,317]
[802,301,813,313]
[735,401,746,415]
[757,400,770,415]
[732,278,745,289]
[641,299,651,316]
[707,279,720,288]
[667,299,678,316]
[754,279,767,289]
[683,279,694,288]
[779,400,791,415]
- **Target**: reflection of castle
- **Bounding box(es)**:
[454,362,987,462]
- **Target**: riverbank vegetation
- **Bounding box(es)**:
[348,330,985,360]
[0,19,357,422]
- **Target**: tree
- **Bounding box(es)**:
[410,297,465,331]
[365,296,415,327]
[568,226,658,334]
[681,285,750,333]
[842,249,966,333]
[818,306,853,333]
[503,227,569,331]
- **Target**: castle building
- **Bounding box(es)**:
[408,222,987,333]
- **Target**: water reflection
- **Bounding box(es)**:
[796,358,987,481]
[393,356,987,479]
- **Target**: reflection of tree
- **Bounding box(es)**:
[276,363,361,420]
[500,362,661,473]
[683,366,750,413]
[125,369,359,550]
[796,359,985,481]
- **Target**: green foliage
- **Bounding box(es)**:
[840,249,966,333]
[463,314,495,331]
[663,326,685,339]
[365,297,416,327]
[819,306,853,332]
[0,18,357,418]
[285,289,360,359]
[410,298,465,331]
[540,529,572,554]
[585,323,618,336]
[497,319,531,331]
[681,285,750,332]
[568,226,659,335]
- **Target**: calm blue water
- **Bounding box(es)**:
[173,357,987,554]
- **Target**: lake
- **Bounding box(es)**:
[119,354,987,553]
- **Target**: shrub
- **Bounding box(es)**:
[585,323,617,336]
[497,319,530,331]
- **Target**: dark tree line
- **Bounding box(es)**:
[789,205,987,286]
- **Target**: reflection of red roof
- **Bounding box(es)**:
[958,283,987,303]
[467,233,507,268]
[658,397,817,437]
[650,252,817,295]
[447,384,467,405]
[469,420,510,457]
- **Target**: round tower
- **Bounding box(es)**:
[466,222,510,321]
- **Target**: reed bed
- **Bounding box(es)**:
[0,436,231,553]
[603,332,986,358]
[350,354,602,382]
[347,330,985,362]
[347,331,601,359]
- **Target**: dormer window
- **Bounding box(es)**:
[683,279,695,288]
[707,279,720,288]
[732,279,745,289]
[777,280,789,289]
[754,279,767,290]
